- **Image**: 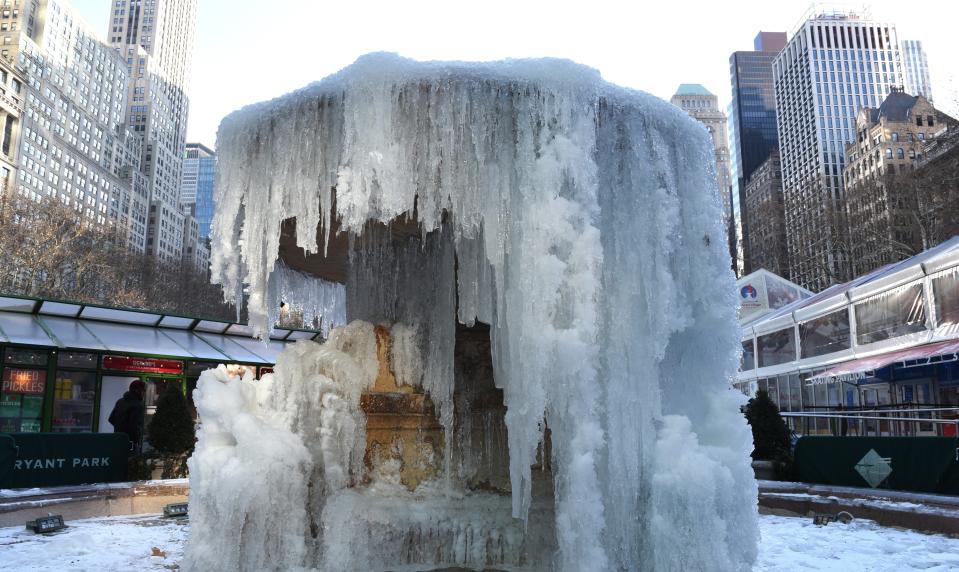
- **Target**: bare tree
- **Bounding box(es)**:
[745,192,789,277]
[0,193,236,320]
[907,138,959,250]
[844,173,920,277]
[840,135,959,278]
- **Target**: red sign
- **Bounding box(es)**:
[2,368,45,394]
[102,355,183,375]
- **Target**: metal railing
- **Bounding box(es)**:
[780,407,959,437]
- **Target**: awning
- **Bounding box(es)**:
[0,304,320,365]
[808,339,959,384]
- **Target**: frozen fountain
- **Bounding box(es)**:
[183,53,758,571]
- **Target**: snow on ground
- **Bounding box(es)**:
[0,512,957,571]
[756,515,959,571]
[0,514,186,571]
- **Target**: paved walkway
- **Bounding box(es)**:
[2,478,956,536]
[0,479,188,527]
[758,480,959,536]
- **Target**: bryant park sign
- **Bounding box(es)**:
[0,432,129,488]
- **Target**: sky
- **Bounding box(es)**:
[72,0,959,149]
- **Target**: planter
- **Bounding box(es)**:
[752,460,776,480]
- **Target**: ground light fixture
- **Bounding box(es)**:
[25,514,66,534]
[812,511,855,526]
[163,502,189,518]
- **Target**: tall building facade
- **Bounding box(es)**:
[0,57,23,194]
[728,31,787,276]
[0,0,148,251]
[107,0,197,264]
[774,7,904,291]
[670,84,732,228]
[743,151,788,277]
[901,40,933,103]
[180,212,208,274]
[179,142,213,274]
[179,141,214,238]
[844,89,955,276]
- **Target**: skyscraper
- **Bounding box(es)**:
[180,142,215,239]
[728,31,787,276]
[774,6,904,291]
[107,0,197,264]
[670,84,732,224]
[0,0,148,251]
[902,40,933,103]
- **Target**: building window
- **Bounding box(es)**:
[854,283,926,345]
[933,267,959,328]
[927,115,934,127]
[891,132,899,142]
[896,148,904,159]
[1,367,46,432]
[916,116,923,126]
[741,340,755,371]
[757,328,796,367]
[884,148,892,159]
[52,370,96,432]
[800,309,851,358]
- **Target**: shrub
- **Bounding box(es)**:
[147,384,195,455]
[743,389,792,461]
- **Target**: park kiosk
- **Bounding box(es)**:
[0,294,322,487]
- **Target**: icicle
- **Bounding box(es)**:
[268,261,347,337]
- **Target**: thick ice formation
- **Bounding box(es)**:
[267,261,346,336]
[201,53,758,571]
[186,323,378,570]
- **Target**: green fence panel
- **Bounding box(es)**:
[795,436,959,494]
[0,432,129,488]
[0,434,14,485]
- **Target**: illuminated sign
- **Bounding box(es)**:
[102,355,183,375]
[2,368,45,394]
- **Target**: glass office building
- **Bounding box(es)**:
[180,143,216,239]
[902,39,933,103]
[728,31,787,276]
[774,8,904,291]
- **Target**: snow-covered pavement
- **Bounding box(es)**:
[756,515,959,571]
[0,514,186,571]
[1,513,958,571]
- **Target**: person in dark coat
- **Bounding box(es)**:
[109,380,146,453]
